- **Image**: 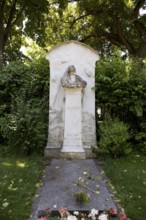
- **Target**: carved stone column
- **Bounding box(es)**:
[61,87,86,159]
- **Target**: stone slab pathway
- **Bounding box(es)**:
[29,159,117,220]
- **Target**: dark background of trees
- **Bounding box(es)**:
[0,0,146,67]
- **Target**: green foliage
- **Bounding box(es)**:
[0,59,49,154]
[45,3,88,47]
[74,190,89,204]
[95,119,132,158]
[134,131,146,155]
[95,55,146,155]
[0,0,50,64]
[1,96,46,155]
[74,0,146,58]
[0,0,146,67]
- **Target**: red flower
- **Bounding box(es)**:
[38,217,46,220]
[119,211,127,220]
[59,207,67,213]
[59,207,69,218]
[109,208,118,216]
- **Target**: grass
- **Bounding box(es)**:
[103,154,146,220]
[0,148,44,220]
[0,146,146,220]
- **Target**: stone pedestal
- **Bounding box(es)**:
[45,41,100,159]
[61,87,86,159]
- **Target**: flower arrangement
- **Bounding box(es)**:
[37,207,131,220]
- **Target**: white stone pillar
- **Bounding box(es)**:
[61,87,86,159]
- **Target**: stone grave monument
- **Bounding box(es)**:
[45,41,99,159]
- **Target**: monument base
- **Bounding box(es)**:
[44,142,62,158]
[44,143,96,159]
[84,145,96,158]
[60,145,86,159]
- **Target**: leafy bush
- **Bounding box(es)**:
[0,59,49,154]
[96,55,146,121]
[95,119,132,158]
[134,131,146,155]
[1,95,47,155]
[95,55,146,154]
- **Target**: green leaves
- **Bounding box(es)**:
[124,0,133,8]
[129,105,143,117]
[95,55,146,155]
[96,55,146,114]
[0,59,49,155]
[95,118,132,158]
[74,190,89,204]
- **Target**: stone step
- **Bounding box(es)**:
[61,146,86,159]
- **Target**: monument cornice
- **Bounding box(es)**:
[46,40,99,58]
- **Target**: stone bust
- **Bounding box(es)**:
[60,65,87,88]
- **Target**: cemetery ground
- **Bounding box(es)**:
[0,147,146,220]
[0,147,45,219]
[103,154,146,220]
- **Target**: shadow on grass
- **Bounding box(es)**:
[0,147,45,219]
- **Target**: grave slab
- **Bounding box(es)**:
[29,159,117,220]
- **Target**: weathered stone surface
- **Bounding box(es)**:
[29,159,117,220]
[60,146,86,159]
[61,87,86,158]
[82,112,96,146]
[45,41,99,157]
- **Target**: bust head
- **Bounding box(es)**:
[61,65,87,88]
[67,65,76,76]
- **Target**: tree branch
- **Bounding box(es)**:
[79,7,136,54]
[0,0,6,31]
[74,181,105,199]
[80,34,99,42]
[2,0,27,49]
[0,0,6,67]
[5,0,17,32]
[133,0,146,16]
[0,0,6,18]
[5,1,27,35]
[68,0,80,2]
[80,32,123,48]
[72,14,89,24]
[134,20,146,38]
[108,11,135,53]
[106,33,124,48]
[136,42,146,58]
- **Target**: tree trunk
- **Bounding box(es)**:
[0,0,5,69]
[0,37,4,69]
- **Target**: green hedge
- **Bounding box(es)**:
[95,55,146,155]
[0,59,49,154]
